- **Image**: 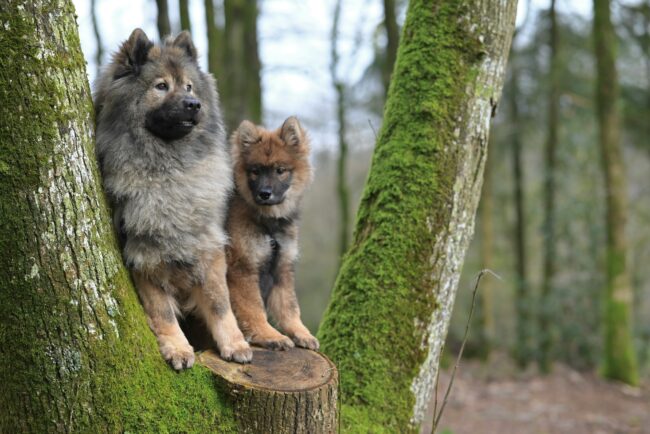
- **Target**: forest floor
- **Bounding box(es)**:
[420,353,650,434]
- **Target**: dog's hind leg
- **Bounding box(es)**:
[132,270,195,370]
[193,250,253,363]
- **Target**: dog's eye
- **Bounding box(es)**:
[249,168,260,176]
[186,84,192,92]
[276,167,286,175]
[155,82,169,91]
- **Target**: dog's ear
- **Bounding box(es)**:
[280,116,306,148]
[234,120,259,149]
[113,28,153,79]
[172,31,198,62]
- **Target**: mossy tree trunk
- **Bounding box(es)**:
[330,0,350,257]
[539,0,560,374]
[0,1,239,431]
[593,0,639,386]
[318,0,517,431]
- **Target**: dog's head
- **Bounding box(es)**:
[231,117,312,217]
[96,28,217,142]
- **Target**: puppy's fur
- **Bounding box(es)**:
[95,28,251,369]
[226,117,319,351]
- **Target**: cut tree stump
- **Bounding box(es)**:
[199,347,338,433]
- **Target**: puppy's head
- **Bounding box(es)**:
[231,117,312,218]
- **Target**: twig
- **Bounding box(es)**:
[431,269,501,433]
[367,119,378,141]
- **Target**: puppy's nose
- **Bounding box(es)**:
[258,188,272,201]
[183,97,201,112]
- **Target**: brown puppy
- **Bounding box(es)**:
[226,117,319,350]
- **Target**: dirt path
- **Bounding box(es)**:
[421,358,649,434]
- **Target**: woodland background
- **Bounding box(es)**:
[73,0,649,432]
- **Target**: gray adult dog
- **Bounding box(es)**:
[94,28,252,369]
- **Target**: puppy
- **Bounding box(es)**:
[226,117,319,351]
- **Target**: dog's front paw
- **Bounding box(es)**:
[220,339,253,363]
[251,333,295,351]
[291,332,319,351]
[160,341,195,370]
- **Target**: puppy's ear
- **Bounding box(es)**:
[113,28,153,79]
[172,31,198,62]
[280,116,306,148]
[234,120,259,149]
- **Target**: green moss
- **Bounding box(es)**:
[0,1,236,431]
[318,0,485,431]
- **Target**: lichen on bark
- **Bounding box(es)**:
[317,0,517,431]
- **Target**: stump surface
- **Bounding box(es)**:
[199,347,338,433]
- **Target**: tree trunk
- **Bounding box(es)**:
[200,348,338,433]
[593,0,639,386]
[508,45,533,368]
[476,148,495,359]
[382,0,399,96]
[0,1,237,431]
[331,0,350,257]
[222,0,262,132]
[179,0,191,32]
[318,0,517,430]
[539,0,560,374]
[155,0,172,38]
[90,0,103,76]
[204,0,224,83]
[0,1,337,431]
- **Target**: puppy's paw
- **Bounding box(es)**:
[251,334,295,351]
[291,332,320,351]
[160,341,195,370]
[220,339,253,364]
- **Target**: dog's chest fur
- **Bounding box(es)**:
[105,144,232,271]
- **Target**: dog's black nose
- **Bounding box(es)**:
[258,189,272,201]
[183,98,201,112]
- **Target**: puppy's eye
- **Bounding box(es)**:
[155,82,169,91]
[249,167,260,176]
[186,84,192,92]
[276,167,286,175]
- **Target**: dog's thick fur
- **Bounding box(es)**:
[226,117,319,350]
[94,28,251,369]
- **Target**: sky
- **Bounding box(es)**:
[72,0,595,150]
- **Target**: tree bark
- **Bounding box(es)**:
[318,0,517,430]
[179,0,191,32]
[593,0,639,386]
[0,1,239,431]
[155,0,172,39]
[382,0,399,96]
[330,0,350,257]
[200,348,338,433]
